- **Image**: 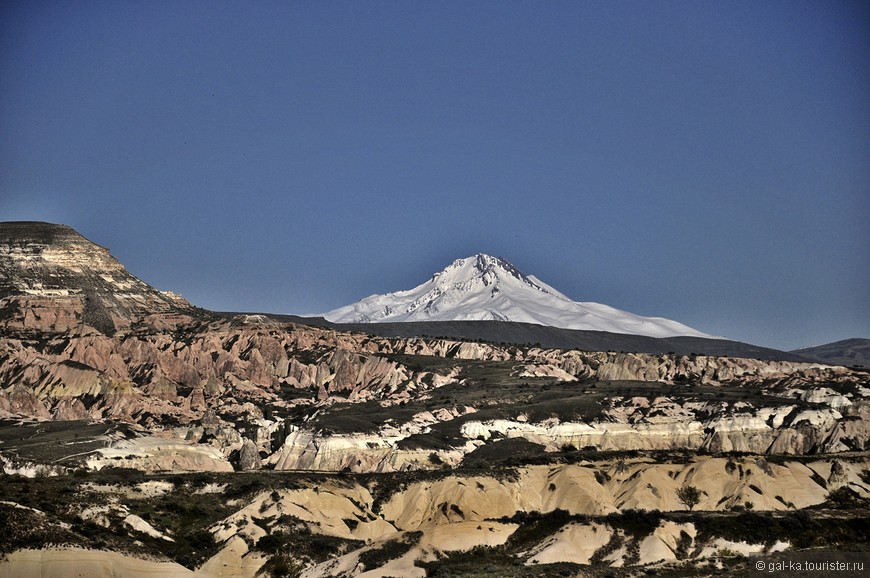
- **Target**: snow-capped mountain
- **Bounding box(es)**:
[324,254,712,338]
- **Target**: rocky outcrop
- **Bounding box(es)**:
[86,435,234,473]
[0,323,455,427]
[0,384,52,420]
[236,438,262,471]
[519,349,857,387]
[461,418,706,452]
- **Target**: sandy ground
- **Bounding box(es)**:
[0,548,196,578]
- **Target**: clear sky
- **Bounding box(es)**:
[2,1,868,350]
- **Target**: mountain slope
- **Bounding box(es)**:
[792,338,870,367]
[325,254,711,338]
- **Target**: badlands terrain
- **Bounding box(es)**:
[0,222,868,577]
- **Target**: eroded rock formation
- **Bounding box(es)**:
[1,221,868,474]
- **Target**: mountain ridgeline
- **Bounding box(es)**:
[0,222,814,359]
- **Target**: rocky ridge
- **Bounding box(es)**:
[793,338,870,368]
[0,223,870,472]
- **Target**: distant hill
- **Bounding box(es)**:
[791,338,870,368]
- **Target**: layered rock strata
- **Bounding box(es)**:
[0,222,199,336]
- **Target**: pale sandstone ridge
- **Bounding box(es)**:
[260,456,870,576]
[0,544,265,578]
[0,456,867,577]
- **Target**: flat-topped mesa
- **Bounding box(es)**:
[0,221,202,335]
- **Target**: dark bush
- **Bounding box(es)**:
[357,531,422,570]
[606,509,662,537]
[256,531,287,554]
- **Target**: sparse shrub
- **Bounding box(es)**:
[590,531,625,565]
[257,532,287,554]
[676,485,702,511]
[188,472,213,488]
[182,528,215,552]
[781,509,817,536]
[827,486,862,508]
[261,553,302,578]
[606,509,662,537]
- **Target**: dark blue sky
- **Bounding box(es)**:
[2,1,868,350]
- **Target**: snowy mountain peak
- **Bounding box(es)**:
[324,254,712,338]
[433,254,561,297]
[443,254,518,278]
